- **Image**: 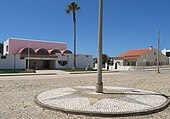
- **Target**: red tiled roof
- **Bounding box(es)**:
[116,48,151,58]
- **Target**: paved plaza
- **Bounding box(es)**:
[35,86,169,117]
[0,70,170,119]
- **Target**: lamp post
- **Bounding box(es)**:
[27,41,30,70]
[157,31,160,73]
[67,55,69,69]
[96,0,103,93]
[13,54,16,72]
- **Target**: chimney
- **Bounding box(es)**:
[150,45,153,50]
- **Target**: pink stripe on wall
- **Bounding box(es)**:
[8,38,67,54]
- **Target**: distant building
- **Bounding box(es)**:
[162,49,170,57]
[0,38,93,70]
[111,47,169,70]
[0,43,3,55]
[162,49,170,63]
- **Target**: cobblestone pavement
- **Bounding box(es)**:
[35,86,169,116]
[0,71,170,119]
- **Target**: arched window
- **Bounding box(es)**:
[48,49,61,55]
[18,47,35,55]
[35,48,49,55]
[58,61,68,66]
[61,50,72,54]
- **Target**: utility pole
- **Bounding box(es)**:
[96,0,103,93]
[157,31,160,73]
[14,54,16,72]
[27,41,30,70]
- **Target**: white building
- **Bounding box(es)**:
[110,47,169,70]
[0,38,93,70]
[0,54,26,70]
[162,49,170,63]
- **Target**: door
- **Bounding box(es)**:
[43,60,50,69]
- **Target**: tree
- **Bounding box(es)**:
[102,54,109,64]
[66,2,80,69]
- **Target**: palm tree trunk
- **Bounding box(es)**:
[73,11,77,69]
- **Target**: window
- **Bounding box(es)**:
[58,61,68,66]
[1,56,6,59]
[131,62,136,66]
[20,57,25,59]
[166,52,170,57]
[146,62,150,66]
[154,52,156,55]
[6,45,8,52]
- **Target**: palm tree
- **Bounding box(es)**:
[66,2,80,69]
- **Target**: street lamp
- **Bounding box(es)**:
[13,54,16,72]
[157,31,160,73]
[96,0,103,93]
[27,41,30,70]
[67,55,69,69]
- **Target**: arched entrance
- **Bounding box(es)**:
[115,62,120,69]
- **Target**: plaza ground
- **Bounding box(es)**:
[0,70,170,119]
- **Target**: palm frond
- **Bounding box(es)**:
[66,9,70,14]
[71,2,76,7]
[66,2,80,14]
[77,7,80,10]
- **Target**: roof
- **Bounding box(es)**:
[116,48,152,58]
[7,38,66,44]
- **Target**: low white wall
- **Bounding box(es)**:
[0,54,26,70]
[117,65,132,70]
[109,64,170,71]
[109,65,132,71]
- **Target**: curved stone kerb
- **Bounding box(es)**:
[34,86,170,117]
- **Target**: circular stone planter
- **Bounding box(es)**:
[35,86,170,117]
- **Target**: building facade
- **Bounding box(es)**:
[0,43,3,55]
[111,47,169,70]
[162,49,170,63]
[0,38,93,70]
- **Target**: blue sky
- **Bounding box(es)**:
[0,0,170,57]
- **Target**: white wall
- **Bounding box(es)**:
[55,54,72,69]
[3,39,9,55]
[114,60,124,66]
[109,59,124,70]
[162,49,170,64]
[55,54,93,69]
[162,49,170,56]
[0,54,93,70]
[0,54,26,70]
[76,55,93,69]
[109,64,132,71]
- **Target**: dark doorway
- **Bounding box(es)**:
[43,60,50,69]
[29,60,55,69]
[115,63,118,69]
[115,62,120,69]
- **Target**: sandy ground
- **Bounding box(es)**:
[0,71,170,119]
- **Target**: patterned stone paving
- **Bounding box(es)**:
[35,86,169,116]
